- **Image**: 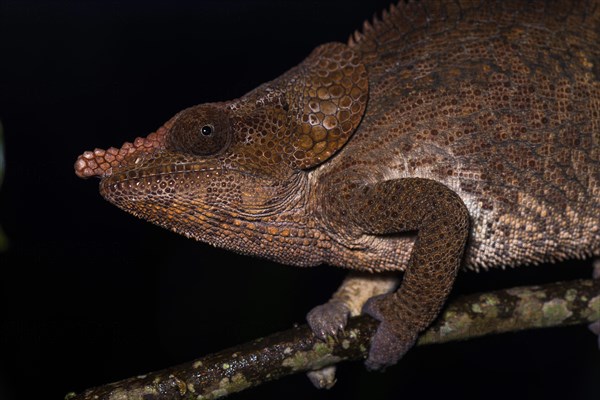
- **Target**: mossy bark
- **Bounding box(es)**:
[67,279,600,400]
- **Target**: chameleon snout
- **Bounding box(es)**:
[74,126,169,179]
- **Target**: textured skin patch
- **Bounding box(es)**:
[288,43,368,169]
[167,105,232,156]
[320,0,600,272]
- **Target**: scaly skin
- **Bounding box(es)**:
[75,0,600,374]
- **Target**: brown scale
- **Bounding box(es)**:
[75,0,599,373]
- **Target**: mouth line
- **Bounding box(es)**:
[101,162,225,183]
[100,162,289,193]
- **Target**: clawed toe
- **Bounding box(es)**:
[306,366,337,389]
[305,301,349,389]
[307,300,350,340]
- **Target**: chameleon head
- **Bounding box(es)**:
[74,42,368,265]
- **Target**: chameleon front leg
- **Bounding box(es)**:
[340,177,470,370]
[306,272,400,388]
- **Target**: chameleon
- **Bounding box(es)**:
[74,0,600,382]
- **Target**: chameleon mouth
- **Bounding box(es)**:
[100,162,223,188]
[93,150,229,211]
[96,161,228,228]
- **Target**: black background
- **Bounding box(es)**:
[0,1,598,399]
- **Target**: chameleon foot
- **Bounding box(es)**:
[306,299,351,340]
[305,300,350,388]
[306,366,337,389]
[362,294,418,371]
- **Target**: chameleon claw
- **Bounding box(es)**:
[306,366,337,389]
[307,300,350,340]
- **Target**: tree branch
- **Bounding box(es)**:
[67,279,599,400]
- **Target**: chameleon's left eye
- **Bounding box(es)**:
[201,125,213,136]
[168,106,231,156]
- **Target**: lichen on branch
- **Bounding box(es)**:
[67,279,600,400]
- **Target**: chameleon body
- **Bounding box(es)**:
[75,0,600,373]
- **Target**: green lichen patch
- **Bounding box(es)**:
[210,378,231,398]
[473,293,502,318]
[586,295,600,320]
[314,341,332,357]
[541,299,572,324]
[281,349,310,370]
[507,287,546,301]
[108,386,158,400]
[513,292,544,325]
[281,340,342,371]
[480,293,501,306]
[199,387,227,400]
[439,312,473,338]
[196,370,254,399]
[565,289,578,303]
[227,373,252,394]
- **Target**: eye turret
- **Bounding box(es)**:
[167,106,231,156]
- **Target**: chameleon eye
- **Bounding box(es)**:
[168,106,231,156]
[201,125,213,136]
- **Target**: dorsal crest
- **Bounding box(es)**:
[348,0,600,52]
